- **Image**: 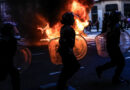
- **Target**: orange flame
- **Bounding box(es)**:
[71,0,89,34]
[37,0,90,41]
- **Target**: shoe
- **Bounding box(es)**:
[96,67,102,79]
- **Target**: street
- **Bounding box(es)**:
[0,30,130,90]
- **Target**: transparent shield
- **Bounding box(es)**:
[95,31,130,57]
[48,35,87,65]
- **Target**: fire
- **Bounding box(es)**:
[37,0,92,64]
[71,0,89,34]
[49,35,87,65]
[37,0,89,41]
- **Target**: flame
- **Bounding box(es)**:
[71,0,89,34]
[37,0,89,41]
[37,0,91,64]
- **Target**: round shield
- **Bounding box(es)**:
[14,46,32,73]
[95,31,130,57]
[48,35,87,65]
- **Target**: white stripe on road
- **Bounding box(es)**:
[40,83,76,90]
[49,66,86,76]
[80,66,85,69]
[125,57,130,60]
[128,50,130,53]
[49,71,61,76]
[40,82,56,89]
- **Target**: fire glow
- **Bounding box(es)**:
[37,0,92,64]
[37,0,90,41]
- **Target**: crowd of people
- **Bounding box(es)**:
[0,11,129,90]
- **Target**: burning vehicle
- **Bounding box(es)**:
[4,0,94,65]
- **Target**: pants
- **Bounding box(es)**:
[0,60,20,90]
[98,46,125,79]
[57,52,80,90]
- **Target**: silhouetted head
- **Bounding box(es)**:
[0,23,15,36]
[109,11,121,23]
[61,12,75,25]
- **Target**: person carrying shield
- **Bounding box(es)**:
[57,12,80,90]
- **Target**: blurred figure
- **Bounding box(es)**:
[57,12,80,90]
[127,14,130,29]
[95,19,99,32]
[87,20,92,32]
[0,23,20,90]
[124,16,128,30]
[96,11,128,85]
[101,13,110,34]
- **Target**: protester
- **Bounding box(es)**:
[57,12,80,90]
[96,11,128,85]
[0,23,20,90]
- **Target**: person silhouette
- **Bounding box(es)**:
[56,12,80,90]
[95,19,99,32]
[0,23,20,90]
[101,13,110,34]
[96,11,128,85]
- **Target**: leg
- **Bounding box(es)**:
[96,60,116,78]
[9,65,20,90]
[57,57,80,90]
[112,52,125,84]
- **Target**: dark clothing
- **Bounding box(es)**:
[97,23,125,81]
[59,25,75,50]
[58,25,76,65]
[106,24,120,47]
[95,20,99,32]
[0,35,20,90]
[57,25,80,90]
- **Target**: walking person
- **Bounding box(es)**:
[0,23,20,90]
[56,12,80,90]
[95,19,99,32]
[101,13,110,34]
[96,11,128,85]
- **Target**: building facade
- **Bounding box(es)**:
[89,0,130,28]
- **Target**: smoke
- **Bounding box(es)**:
[6,0,94,42]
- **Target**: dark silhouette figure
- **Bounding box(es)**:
[96,11,127,84]
[57,12,80,90]
[86,20,92,32]
[101,13,110,34]
[95,19,99,32]
[0,24,20,90]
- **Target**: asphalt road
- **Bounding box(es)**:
[1,31,130,90]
